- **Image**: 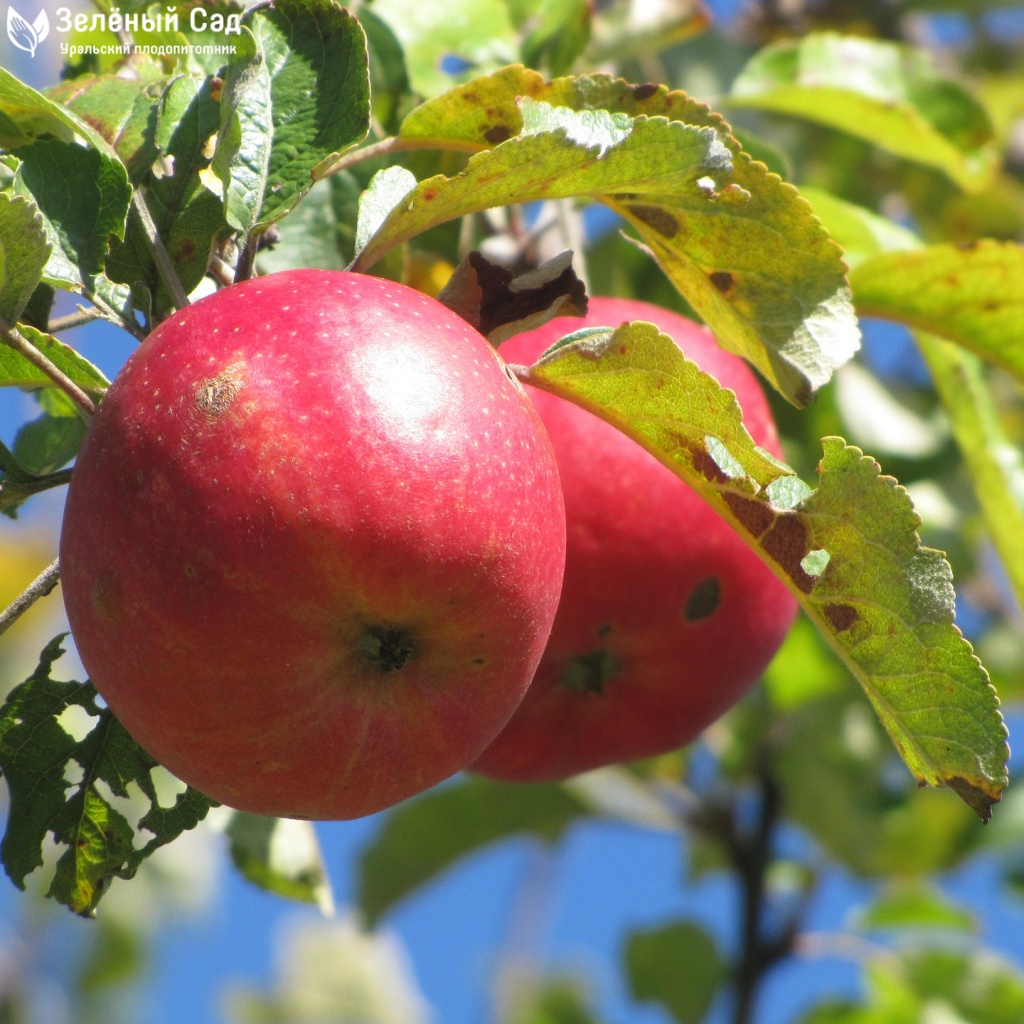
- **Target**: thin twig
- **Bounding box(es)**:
[48,308,103,333]
[209,254,236,288]
[0,559,61,639]
[84,287,147,341]
[132,187,190,311]
[0,316,96,419]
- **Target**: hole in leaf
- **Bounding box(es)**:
[800,548,830,577]
[63,757,85,800]
[93,778,153,849]
[56,703,100,743]
[150,766,187,809]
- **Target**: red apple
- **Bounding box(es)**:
[471,297,798,781]
[59,269,566,819]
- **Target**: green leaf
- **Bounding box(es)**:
[805,190,1024,623]
[370,0,517,98]
[106,73,226,315]
[511,0,592,76]
[506,976,600,1024]
[625,921,726,1024]
[14,138,131,292]
[360,7,415,134]
[0,323,109,394]
[224,811,334,914]
[776,692,986,877]
[45,62,169,180]
[255,176,353,273]
[390,68,859,406]
[900,949,1024,1024]
[357,777,589,926]
[0,74,132,318]
[729,32,998,191]
[915,332,1024,619]
[12,400,87,476]
[213,29,273,237]
[0,637,215,916]
[849,241,1024,388]
[523,323,1009,818]
[239,0,371,229]
[0,66,123,157]
[855,881,977,933]
[0,193,50,325]
[354,166,418,258]
[798,186,919,270]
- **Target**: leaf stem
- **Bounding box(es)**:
[0,317,96,419]
[0,468,74,514]
[234,236,259,284]
[0,558,61,639]
[131,187,190,311]
[320,134,479,178]
[49,308,103,333]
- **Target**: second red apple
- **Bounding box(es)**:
[472,297,799,781]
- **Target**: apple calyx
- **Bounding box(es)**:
[357,624,417,673]
[563,648,621,695]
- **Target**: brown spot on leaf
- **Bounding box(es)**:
[632,82,659,101]
[692,448,732,484]
[484,124,512,145]
[173,238,196,264]
[710,271,734,293]
[761,514,816,594]
[823,603,858,633]
[628,204,678,238]
[724,493,775,538]
[946,775,1000,823]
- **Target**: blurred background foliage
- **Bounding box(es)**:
[2,0,1024,1022]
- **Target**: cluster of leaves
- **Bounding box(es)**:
[1,0,1024,1020]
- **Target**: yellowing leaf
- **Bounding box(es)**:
[524,323,1009,819]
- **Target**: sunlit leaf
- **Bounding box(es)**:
[387,67,859,405]
[45,61,169,180]
[0,323,109,394]
[240,0,371,229]
[0,193,50,325]
[370,0,517,98]
[729,32,998,191]
[806,190,1024,625]
[222,812,334,914]
[213,28,273,237]
[855,881,977,933]
[850,241,1024,387]
[524,323,1009,818]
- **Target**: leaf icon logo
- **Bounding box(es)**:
[7,6,49,57]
